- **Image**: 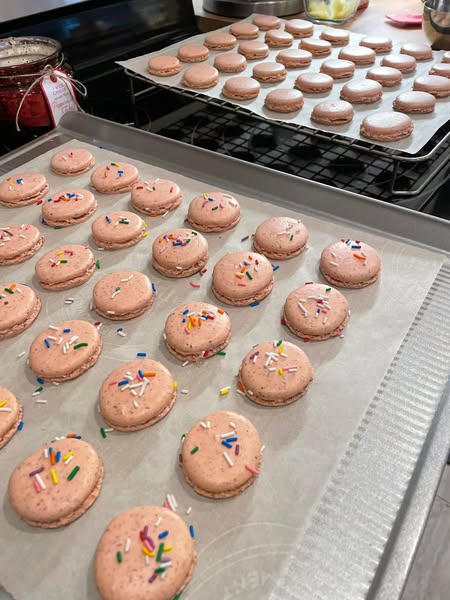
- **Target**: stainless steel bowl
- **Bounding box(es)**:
[203,0,304,18]
[423,0,450,49]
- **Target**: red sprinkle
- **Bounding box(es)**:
[281,317,286,325]
[135,186,144,190]
[305,281,313,285]
[190,282,201,288]
[36,200,43,205]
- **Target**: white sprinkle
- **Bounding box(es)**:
[89,302,94,311]
[111,289,121,299]
[48,325,58,331]
[120,384,130,392]
[229,422,236,428]
[64,455,74,465]
[181,389,189,394]
[182,360,189,367]
[220,431,236,439]
[125,538,131,553]
[207,421,211,428]
[120,274,134,282]
[31,390,42,397]
[52,382,59,386]
[298,302,308,317]
[129,382,144,390]
[361,250,367,257]
[279,352,288,358]
[68,335,79,345]
[0,407,12,412]
[139,381,148,397]
[144,555,150,566]
[104,428,114,433]
[261,445,266,453]
[223,452,234,467]
[64,299,73,305]
[323,316,328,324]
[155,517,162,527]
[63,345,67,354]
[16,287,21,293]
[17,351,26,358]
[236,388,246,396]
[186,506,192,515]
[35,473,46,490]
[330,261,338,266]
[47,335,58,341]
[169,493,178,509]
[200,421,208,428]
[133,400,139,408]
[167,494,177,512]
[130,389,137,397]
[252,354,258,364]
[331,251,336,258]
[161,561,173,569]
[247,389,254,396]
[117,330,126,337]
[44,448,49,458]
[268,367,276,372]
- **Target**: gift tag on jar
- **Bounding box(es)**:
[40,68,80,126]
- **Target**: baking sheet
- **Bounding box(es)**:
[118,14,448,155]
[0,138,445,600]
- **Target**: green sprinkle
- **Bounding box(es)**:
[216,351,226,356]
[326,287,331,291]
[59,259,68,263]
[186,238,191,243]
[118,220,129,224]
[154,567,166,574]
[289,234,294,241]
[35,386,43,393]
[190,446,199,455]
[54,226,63,230]
[152,187,156,191]
[96,259,101,269]
[181,433,186,442]
[156,543,164,562]
[4,287,13,294]
[245,271,253,280]
[117,551,122,563]
[100,427,107,439]
[191,231,197,236]
[73,343,88,349]
[211,206,218,211]
[67,465,80,480]
[115,286,120,291]
[173,594,183,600]
[276,339,283,346]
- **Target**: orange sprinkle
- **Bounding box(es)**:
[189,315,196,326]
[353,253,365,260]
[248,255,253,260]
[198,318,202,327]
[66,433,77,438]
[240,267,245,273]
[150,213,158,217]
[50,450,56,465]
[202,310,208,315]
[143,372,156,377]
[217,309,224,314]
[235,274,243,279]
[237,381,245,392]
[9,283,16,290]
[341,238,346,242]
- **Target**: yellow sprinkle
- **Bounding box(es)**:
[63,451,73,461]
[187,321,192,330]
[278,368,283,375]
[142,232,148,238]
[173,381,178,389]
[220,388,230,396]
[0,400,8,408]
[142,546,154,557]
[163,545,172,552]
[50,468,58,485]
[57,250,63,256]
[142,221,147,227]
[278,345,284,355]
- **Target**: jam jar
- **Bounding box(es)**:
[0,36,72,131]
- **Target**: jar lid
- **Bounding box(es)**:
[0,36,61,71]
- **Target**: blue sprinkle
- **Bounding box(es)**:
[37,377,44,384]
[49,447,53,454]
[105,216,111,223]
[221,440,232,448]
[272,265,280,271]
[172,241,183,246]
[55,451,61,463]
[351,244,361,249]
[117,327,123,332]
[316,308,321,315]
[137,352,147,357]
[158,530,169,539]
[66,193,75,198]
[118,170,124,176]
[152,283,156,293]
[63,328,71,333]
[189,525,195,538]
[44,339,51,348]
[138,369,144,379]
[345,239,350,244]
[249,301,260,307]
[226,437,238,442]
[18,421,24,431]
[47,198,52,202]
[41,218,45,224]
[74,435,81,439]
[182,309,190,315]
[118,380,128,386]
[182,318,186,323]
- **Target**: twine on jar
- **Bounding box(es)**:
[13,64,87,131]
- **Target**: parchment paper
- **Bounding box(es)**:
[0,139,445,600]
[118,14,448,155]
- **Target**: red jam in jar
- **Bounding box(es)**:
[0,36,70,130]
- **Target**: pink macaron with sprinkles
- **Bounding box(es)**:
[320,238,381,288]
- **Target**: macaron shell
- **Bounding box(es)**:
[429,63,450,78]
[99,359,175,430]
[181,410,262,498]
[0,284,41,338]
[253,216,308,259]
[340,79,383,103]
[320,28,350,45]
[50,148,95,176]
[265,29,294,48]
[152,228,208,278]
[177,44,209,62]
[29,320,102,382]
[95,506,196,600]
[393,91,436,114]
[229,22,259,39]
[400,43,433,60]
[359,36,392,53]
[295,72,333,93]
[42,188,97,227]
[164,302,231,361]
[238,340,314,405]
[300,38,332,56]
[212,251,274,306]
[265,88,304,113]
[0,224,43,265]
[93,271,154,320]
[35,244,95,290]
[214,52,247,73]
[222,76,261,99]
[381,53,416,73]
[148,55,182,76]
[284,19,314,38]
[252,61,287,82]
[320,240,381,287]
[91,163,139,194]
[253,14,281,30]
[0,173,48,207]
[283,283,350,340]
[187,192,240,232]
[238,41,269,60]
[320,59,355,79]
[131,179,182,215]
[360,111,414,141]
[275,49,312,68]
[311,100,354,125]
[413,74,450,97]
[204,32,237,50]
[8,438,103,528]
[0,387,22,448]
[338,46,376,65]
[366,66,402,87]
[91,211,145,249]
[182,64,219,89]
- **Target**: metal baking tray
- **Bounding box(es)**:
[0,112,449,600]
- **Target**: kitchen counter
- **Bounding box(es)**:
[193,0,427,42]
